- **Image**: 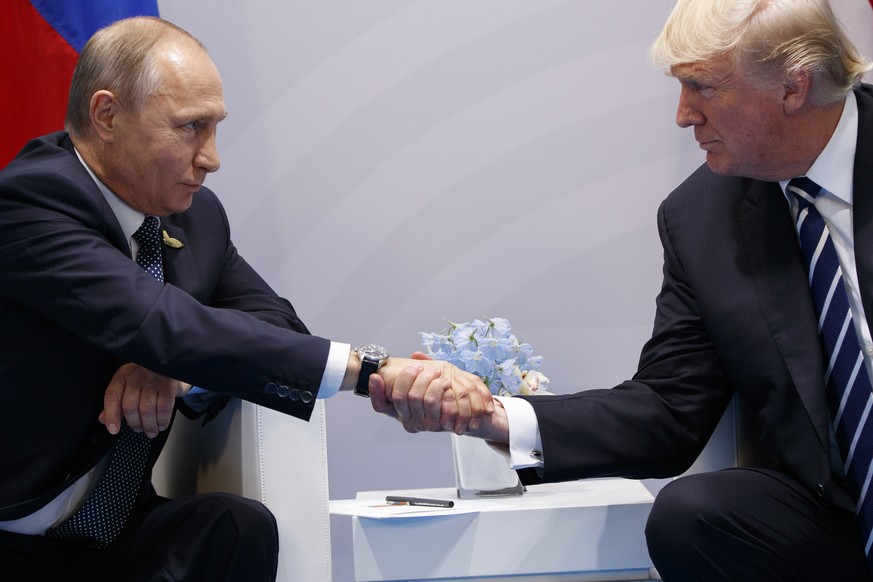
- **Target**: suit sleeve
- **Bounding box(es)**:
[169,190,322,421]
[519,197,734,484]
[0,171,329,422]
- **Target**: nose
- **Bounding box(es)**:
[675,86,704,128]
[196,132,221,173]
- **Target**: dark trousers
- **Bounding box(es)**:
[0,492,279,582]
[646,468,872,581]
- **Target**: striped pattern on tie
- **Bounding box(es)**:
[789,176,873,563]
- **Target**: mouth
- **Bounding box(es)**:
[694,132,719,148]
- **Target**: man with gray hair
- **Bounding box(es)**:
[0,15,490,581]
[372,0,873,578]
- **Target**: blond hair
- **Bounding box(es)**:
[651,0,871,104]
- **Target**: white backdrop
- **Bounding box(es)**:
[156,2,873,579]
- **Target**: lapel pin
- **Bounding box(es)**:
[162,230,185,249]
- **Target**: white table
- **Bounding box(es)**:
[330,479,658,581]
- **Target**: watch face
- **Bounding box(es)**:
[358,344,389,361]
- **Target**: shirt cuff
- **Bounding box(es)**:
[316,341,351,399]
[497,395,544,469]
[181,386,213,413]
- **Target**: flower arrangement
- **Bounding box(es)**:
[419,317,549,396]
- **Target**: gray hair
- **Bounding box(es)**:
[65,17,204,137]
[651,0,871,105]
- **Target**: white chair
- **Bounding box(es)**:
[152,399,332,581]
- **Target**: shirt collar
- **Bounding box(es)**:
[72,147,158,248]
[779,91,858,203]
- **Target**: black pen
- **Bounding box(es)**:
[385,495,455,508]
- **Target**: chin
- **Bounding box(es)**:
[704,154,740,177]
[174,194,196,213]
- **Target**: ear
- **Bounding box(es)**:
[782,70,812,115]
[89,90,119,143]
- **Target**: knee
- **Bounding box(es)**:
[192,493,278,566]
[645,475,720,559]
[202,493,279,579]
[204,493,278,545]
[118,493,280,581]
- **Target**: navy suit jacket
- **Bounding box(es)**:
[522,84,873,512]
[0,132,331,518]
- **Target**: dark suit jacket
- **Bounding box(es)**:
[521,84,873,513]
[0,132,331,519]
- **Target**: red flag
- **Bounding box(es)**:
[0,0,158,169]
[0,1,77,168]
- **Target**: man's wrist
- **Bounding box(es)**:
[340,350,362,392]
[467,399,510,444]
[352,344,390,397]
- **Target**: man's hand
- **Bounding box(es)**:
[99,363,192,438]
[370,354,495,435]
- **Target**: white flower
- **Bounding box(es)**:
[518,370,550,395]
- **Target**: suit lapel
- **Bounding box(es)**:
[853,87,873,336]
[159,223,200,287]
[737,179,832,453]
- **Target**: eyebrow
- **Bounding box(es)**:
[176,108,228,124]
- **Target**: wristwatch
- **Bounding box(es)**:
[354,344,389,397]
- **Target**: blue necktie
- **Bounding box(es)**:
[790,177,873,563]
[46,217,162,547]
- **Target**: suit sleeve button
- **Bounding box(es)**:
[265,382,278,395]
[301,391,314,403]
[277,385,290,398]
[288,388,301,401]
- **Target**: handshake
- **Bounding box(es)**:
[365,353,509,443]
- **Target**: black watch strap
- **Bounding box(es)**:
[354,358,380,397]
[354,344,388,397]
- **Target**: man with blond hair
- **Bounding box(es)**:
[373,0,873,578]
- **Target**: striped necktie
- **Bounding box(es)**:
[46,216,162,547]
[789,176,873,564]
